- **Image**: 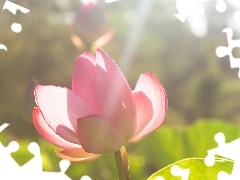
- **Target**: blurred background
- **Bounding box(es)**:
[0,0,240,179]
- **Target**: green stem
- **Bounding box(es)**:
[114,149,126,180]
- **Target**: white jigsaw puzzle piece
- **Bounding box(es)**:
[215,28,240,78]
[21,142,42,173]
[2,0,30,34]
[154,176,165,180]
[32,160,71,180]
[0,124,72,179]
[2,0,30,15]
[0,123,9,132]
[0,44,8,51]
[0,141,21,175]
[215,0,227,13]
[218,171,238,180]
[233,10,240,23]
[11,23,22,33]
[175,0,205,22]
[21,160,71,180]
[175,0,226,22]
[171,165,190,180]
[80,176,92,180]
[205,132,240,180]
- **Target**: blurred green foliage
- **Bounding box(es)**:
[1,0,240,179]
[1,119,240,179]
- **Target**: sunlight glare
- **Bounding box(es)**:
[120,0,151,74]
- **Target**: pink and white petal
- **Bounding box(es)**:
[128,73,167,143]
[128,92,153,140]
[95,49,136,140]
[72,52,102,114]
[33,107,80,149]
[77,115,125,154]
[35,85,95,144]
[56,148,101,162]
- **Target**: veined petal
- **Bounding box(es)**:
[129,73,167,142]
[77,115,125,154]
[95,49,136,140]
[72,52,102,114]
[35,85,95,144]
[56,148,101,162]
[33,107,80,149]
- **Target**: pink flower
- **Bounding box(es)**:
[69,2,114,51]
[33,49,167,162]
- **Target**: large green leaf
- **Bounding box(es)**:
[147,158,233,180]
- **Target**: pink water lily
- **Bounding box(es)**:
[33,49,167,162]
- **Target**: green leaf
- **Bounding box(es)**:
[147,158,233,180]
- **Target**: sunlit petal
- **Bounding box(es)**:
[95,49,136,140]
[56,148,101,162]
[129,73,167,142]
[35,85,95,144]
[72,52,103,114]
[33,107,80,149]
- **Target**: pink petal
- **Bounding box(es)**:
[129,73,167,142]
[32,107,80,149]
[35,85,95,144]
[77,115,125,154]
[95,49,136,140]
[72,52,102,114]
[128,92,153,139]
[56,148,101,162]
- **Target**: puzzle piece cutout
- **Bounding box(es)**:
[2,0,30,15]
[215,0,227,13]
[171,165,190,180]
[154,176,165,180]
[153,165,189,180]
[2,0,30,33]
[11,23,22,33]
[215,28,240,78]
[0,44,7,51]
[80,175,92,180]
[0,123,71,180]
[205,132,240,180]
[175,0,204,22]
[175,0,226,22]
[0,123,9,132]
[0,0,30,51]
[233,10,240,23]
